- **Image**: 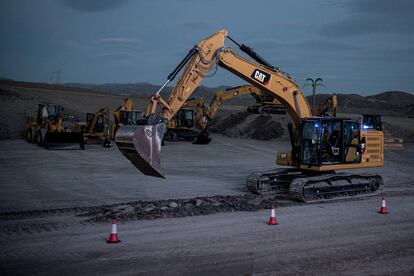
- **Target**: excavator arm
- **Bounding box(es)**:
[144,29,311,126]
[317,93,337,117]
[207,85,261,120]
[115,29,312,177]
[113,98,133,127]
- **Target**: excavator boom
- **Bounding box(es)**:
[115,29,311,177]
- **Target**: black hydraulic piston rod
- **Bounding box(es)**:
[227,36,277,70]
[155,46,198,95]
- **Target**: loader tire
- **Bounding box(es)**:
[26,127,35,143]
[36,129,47,147]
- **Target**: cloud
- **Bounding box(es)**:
[95,52,138,60]
[348,0,414,14]
[321,0,414,37]
[60,0,129,12]
[98,37,143,48]
[93,37,144,62]
[321,15,414,37]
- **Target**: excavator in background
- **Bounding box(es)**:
[165,97,211,143]
[75,108,111,147]
[247,91,286,114]
[317,93,337,117]
[112,97,144,139]
[115,29,384,202]
[207,85,286,119]
[166,84,285,144]
[26,104,84,149]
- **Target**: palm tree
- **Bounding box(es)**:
[303,77,325,112]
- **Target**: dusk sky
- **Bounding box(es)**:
[0,0,413,95]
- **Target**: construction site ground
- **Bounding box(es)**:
[1,135,414,275]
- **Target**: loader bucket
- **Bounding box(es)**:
[45,132,85,150]
[115,123,166,178]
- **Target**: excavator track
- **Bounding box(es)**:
[246,168,302,195]
[247,169,383,203]
[289,173,383,203]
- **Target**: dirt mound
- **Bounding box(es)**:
[383,122,414,143]
[77,194,295,223]
[209,111,286,140]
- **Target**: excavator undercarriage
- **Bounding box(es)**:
[247,168,383,202]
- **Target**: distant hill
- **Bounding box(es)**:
[366,91,414,107]
[2,79,413,115]
[307,91,414,116]
[66,82,230,102]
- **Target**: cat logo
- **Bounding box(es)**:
[145,128,153,138]
[251,69,271,86]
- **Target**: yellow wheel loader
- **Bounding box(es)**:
[115,30,384,202]
[26,104,84,150]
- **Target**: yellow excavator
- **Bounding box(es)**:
[115,30,384,202]
[112,97,144,138]
[166,84,284,144]
[247,91,286,114]
[75,108,111,147]
[207,85,285,119]
[317,93,338,117]
[26,104,84,149]
[165,97,211,143]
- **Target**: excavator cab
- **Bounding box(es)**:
[300,118,362,166]
[37,104,61,124]
[173,109,194,128]
[165,109,200,141]
[361,114,382,131]
[85,112,104,133]
[120,110,144,125]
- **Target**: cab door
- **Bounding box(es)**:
[344,120,361,163]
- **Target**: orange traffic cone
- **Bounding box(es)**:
[378,197,389,214]
[268,205,278,225]
[107,218,121,243]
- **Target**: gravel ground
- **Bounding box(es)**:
[0,196,413,275]
[1,82,414,274]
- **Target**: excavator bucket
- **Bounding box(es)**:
[45,132,84,150]
[115,123,166,178]
[193,129,212,144]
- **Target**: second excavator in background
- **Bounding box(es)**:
[115,29,384,203]
[166,84,285,144]
[112,97,145,139]
[75,107,111,147]
[165,97,211,144]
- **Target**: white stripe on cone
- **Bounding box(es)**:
[111,222,117,234]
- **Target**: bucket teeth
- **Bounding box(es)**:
[115,123,166,178]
